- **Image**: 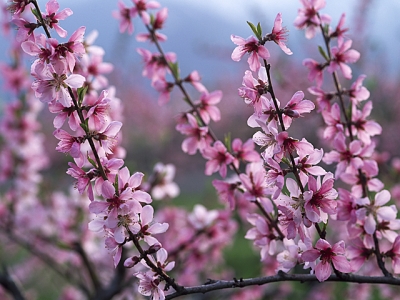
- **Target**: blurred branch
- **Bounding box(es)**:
[0,266,25,300]
[1,227,91,297]
[165,271,400,299]
[91,248,131,300]
[73,242,102,291]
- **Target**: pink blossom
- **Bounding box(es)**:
[195,90,222,124]
[238,67,269,115]
[141,247,175,273]
[346,238,373,272]
[350,101,382,145]
[48,101,80,131]
[336,188,357,223]
[91,169,151,231]
[112,1,135,34]
[341,161,384,197]
[385,236,400,273]
[135,272,165,300]
[231,35,270,72]
[152,78,174,105]
[348,75,370,105]
[282,91,314,127]
[308,86,335,112]
[295,147,326,183]
[245,213,278,260]
[321,103,344,140]
[323,132,364,177]
[355,190,397,235]
[93,157,125,193]
[328,39,360,79]
[31,60,85,107]
[53,129,85,158]
[188,204,218,230]
[176,113,210,155]
[113,202,141,243]
[79,53,114,90]
[303,59,326,87]
[41,0,73,38]
[183,70,207,93]
[12,17,37,43]
[150,163,180,200]
[21,34,55,66]
[136,7,168,42]
[329,13,348,43]
[252,120,280,159]
[202,141,234,178]
[91,121,122,154]
[105,236,123,267]
[278,205,299,240]
[137,48,176,82]
[8,0,31,15]
[231,138,261,169]
[239,162,273,207]
[276,132,314,161]
[266,13,292,55]
[277,239,308,272]
[212,179,239,210]
[265,158,285,199]
[52,26,86,72]
[134,205,169,245]
[132,0,161,25]
[302,239,351,282]
[0,61,31,93]
[304,174,337,223]
[66,162,95,201]
[294,0,331,39]
[83,90,111,131]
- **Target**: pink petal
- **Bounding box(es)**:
[315,262,331,282]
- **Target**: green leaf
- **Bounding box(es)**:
[318,46,329,61]
[87,154,97,168]
[256,22,262,37]
[224,133,232,152]
[77,86,88,106]
[150,14,155,26]
[281,157,291,167]
[31,7,41,21]
[80,122,88,132]
[169,62,180,80]
[247,21,262,40]
[113,174,119,192]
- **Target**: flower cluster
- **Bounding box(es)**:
[7,1,179,298]
[2,0,400,299]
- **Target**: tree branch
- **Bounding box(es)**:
[165,271,400,299]
[0,266,25,300]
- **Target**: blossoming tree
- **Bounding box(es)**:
[1,0,400,299]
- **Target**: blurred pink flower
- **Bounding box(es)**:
[328,39,360,79]
[294,0,331,39]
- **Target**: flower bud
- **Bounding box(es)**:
[124,256,140,268]
[146,243,162,254]
[283,109,300,118]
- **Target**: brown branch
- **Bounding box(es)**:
[1,228,91,297]
[128,231,183,293]
[165,271,400,299]
[0,266,26,300]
